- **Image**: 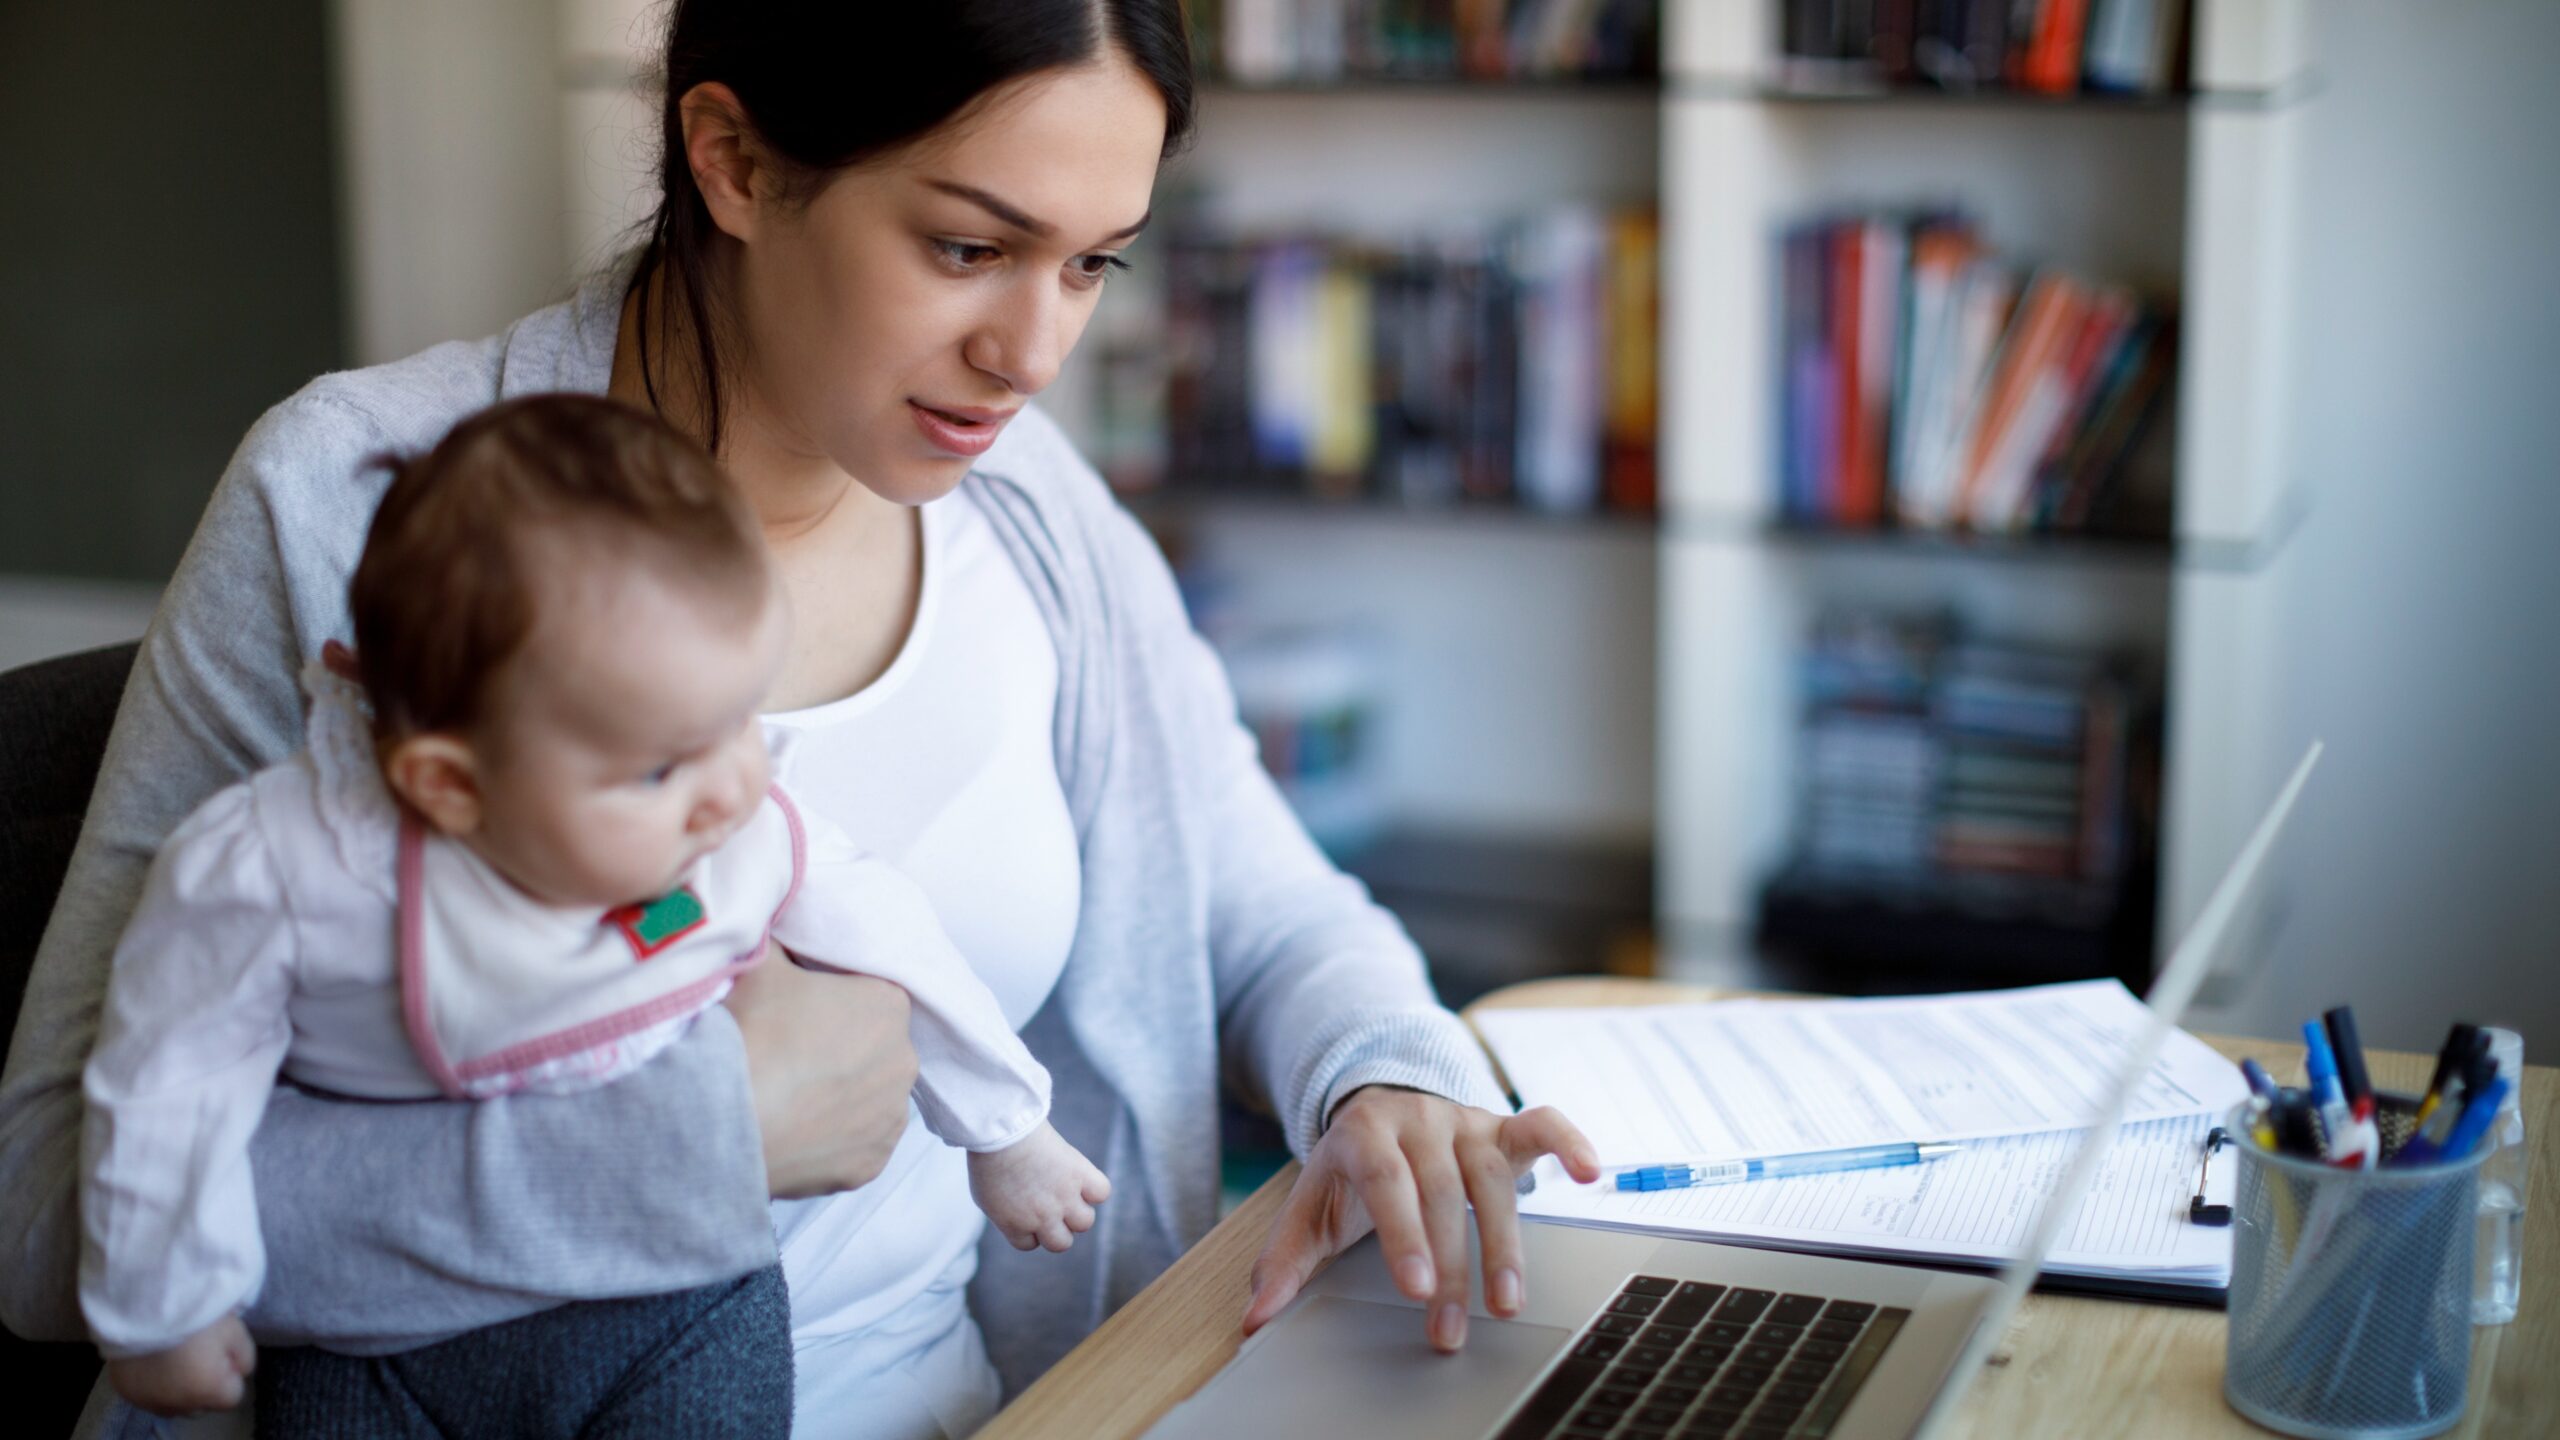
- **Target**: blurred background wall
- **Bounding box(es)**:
[0,0,2552,1054]
[0,0,340,589]
[2220,0,2560,1052]
[334,0,567,366]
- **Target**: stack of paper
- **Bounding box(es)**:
[1478,980,2247,1291]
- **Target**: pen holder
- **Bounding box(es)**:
[2223,1098,2484,1440]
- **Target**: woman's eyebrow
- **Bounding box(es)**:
[926,179,1150,244]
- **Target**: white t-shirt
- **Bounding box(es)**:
[761,489,1081,1421]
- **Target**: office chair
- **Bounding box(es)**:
[1,640,140,1436]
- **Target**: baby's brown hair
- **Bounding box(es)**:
[349,394,765,747]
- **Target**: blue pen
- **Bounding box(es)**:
[2240,1058,2276,1100]
[2437,1076,2513,1162]
[1611,1141,1962,1192]
[2301,1020,2366,1166]
[2398,1061,2503,1168]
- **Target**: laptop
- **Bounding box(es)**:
[1147,742,2320,1440]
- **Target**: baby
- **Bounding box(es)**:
[80,394,1108,1427]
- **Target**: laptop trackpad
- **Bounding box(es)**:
[1145,1295,1571,1440]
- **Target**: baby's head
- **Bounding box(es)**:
[350,394,786,908]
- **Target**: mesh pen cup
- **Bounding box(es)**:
[2224,1099,2484,1440]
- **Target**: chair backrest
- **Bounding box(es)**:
[0,639,137,1433]
[1,641,139,1049]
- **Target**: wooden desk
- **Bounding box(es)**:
[980,978,2557,1439]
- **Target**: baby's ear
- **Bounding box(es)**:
[383,734,483,836]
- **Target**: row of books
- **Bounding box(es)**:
[1195,0,1660,85]
[1779,0,2192,97]
[1793,611,2141,887]
[1119,212,1659,514]
[1779,212,2176,536]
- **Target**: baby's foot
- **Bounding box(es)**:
[105,1314,255,1417]
[969,1122,1112,1253]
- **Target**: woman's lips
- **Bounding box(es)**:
[909,400,1014,457]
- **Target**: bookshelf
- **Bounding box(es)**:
[1101,1,2314,996]
[1657,0,2312,985]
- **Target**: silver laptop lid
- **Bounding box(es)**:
[1910,740,2324,1439]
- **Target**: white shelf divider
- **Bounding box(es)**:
[2160,0,2316,955]
[1661,94,1780,524]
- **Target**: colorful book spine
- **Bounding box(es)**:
[1515,209,1607,513]
[1781,225,1833,523]
[1828,223,1867,523]
[1775,0,2188,95]
[1791,611,2149,890]
[1773,212,2174,538]
[1850,219,1907,527]
[1960,270,2085,528]
[2023,0,2095,94]
[1140,210,1657,514]
[1604,211,1662,513]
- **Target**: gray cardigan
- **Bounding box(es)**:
[0,263,1507,1397]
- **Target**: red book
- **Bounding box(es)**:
[2025,0,2093,94]
[1457,0,1508,79]
[1829,222,1865,524]
[1847,220,1905,527]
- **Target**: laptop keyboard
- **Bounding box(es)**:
[1491,1276,1910,1440]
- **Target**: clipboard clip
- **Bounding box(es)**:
[2189,1125,2234,1226]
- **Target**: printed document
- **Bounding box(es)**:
[1476,979,2242,1163]
[1479,981,2248,1284]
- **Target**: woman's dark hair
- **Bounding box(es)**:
[634,0,1196,456]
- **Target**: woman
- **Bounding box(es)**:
[0,2,1598,1433]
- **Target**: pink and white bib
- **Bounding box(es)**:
[395,793,805,1100]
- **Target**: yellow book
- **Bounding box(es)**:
[1310,264,1373,494]
[1604,211,1660,511]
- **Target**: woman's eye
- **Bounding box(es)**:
[1070,253,1133,287]
[932,239,1002,270]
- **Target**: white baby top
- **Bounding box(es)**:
[78,668,1050,1358]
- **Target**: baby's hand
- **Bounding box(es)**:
[968,1122,1112,1253]
[105,1314,255,1417]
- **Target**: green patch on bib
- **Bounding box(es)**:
[609,886,706,961]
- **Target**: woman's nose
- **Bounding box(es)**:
[966,282,1069,396]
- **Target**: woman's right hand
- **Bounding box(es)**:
[725,944,919,1199]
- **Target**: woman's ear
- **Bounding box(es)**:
[681,81,769,244]
[384,734,485,837]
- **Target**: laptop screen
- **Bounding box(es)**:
[1910,741,2324,1439]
